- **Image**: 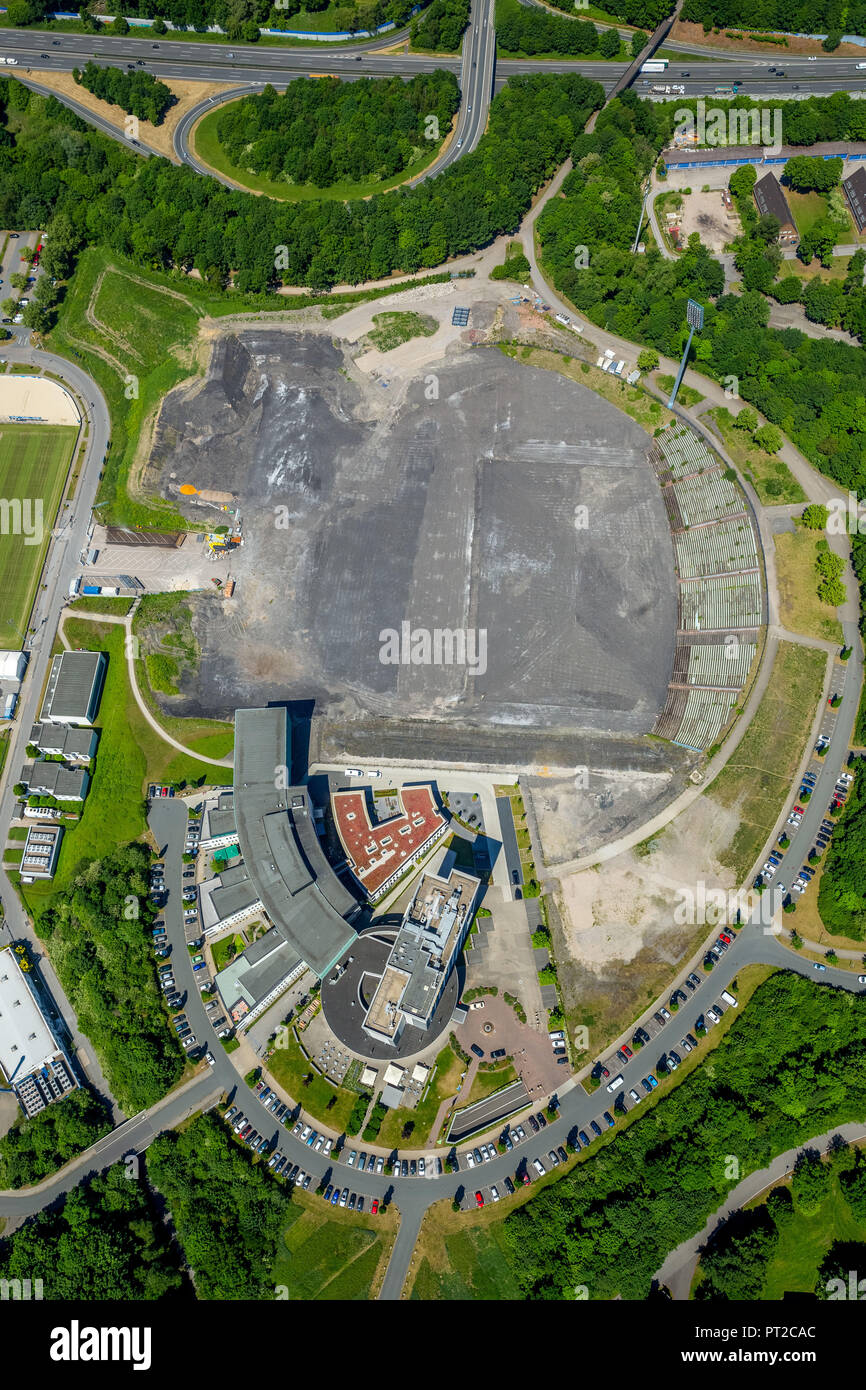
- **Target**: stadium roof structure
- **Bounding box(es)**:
[233,707,358,978]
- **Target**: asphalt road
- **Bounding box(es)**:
[0,341,116,1114]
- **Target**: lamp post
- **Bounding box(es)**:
[667,299,704,409]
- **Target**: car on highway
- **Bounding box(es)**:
[813,962,827,971]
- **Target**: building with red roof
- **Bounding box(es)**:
[331,784,448,903]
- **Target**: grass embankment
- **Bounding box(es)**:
[193,103,452,202]
[67,595,136,616]
[17,620,225,913]
[707,407,805,505]
[0,424,77,647]
[272,1188,399,1300]
[708,641,828,879]
[656,373,704,408]
[463,1061,518,1107]
[131,593,234,760]
[774,528,845,645]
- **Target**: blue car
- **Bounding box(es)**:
[306,1131,317,1146]
[647,1074,658,1090]
[590,1120,602,1137]
[578,1130,590,1146]
[330,1188,340,1205]
[603,1111,615,1128]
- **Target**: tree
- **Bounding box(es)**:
[754,423,782,454]
[734,406,758,433]
[637,348,659,371]
[598,29,620,58]
[152,17,167,34]
[630,30,646,58]
[112,13,129,34]
[801,504,829,530]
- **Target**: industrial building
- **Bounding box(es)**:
[362,846,480,1049]
[39,650,106,727]
[0,947,78,1116]
[197,790,239,851]
[331,784,448,903]
[20,824,63,881]
[28,722,98,763]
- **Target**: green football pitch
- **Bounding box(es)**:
[0,423,78,648]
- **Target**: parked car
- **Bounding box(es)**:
[533,1157,546,1174]
[590,1120,602,1137]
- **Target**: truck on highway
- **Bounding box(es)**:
[0,57,18,65]
[641,59,668,73]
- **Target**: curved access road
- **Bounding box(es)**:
[656,1120,866,1299]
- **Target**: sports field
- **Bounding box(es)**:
[0,423,77,647]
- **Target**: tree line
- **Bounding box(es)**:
[497,9,625,58]
[0,1086,112,1190]
[214,73,458,189]
[0,72,604,293]
[680,0,866,41]
[501,971,866,1298]
[74,61,176,125]
[5,0,423,39]
[36,842,185,1113]
[816,767,866,939]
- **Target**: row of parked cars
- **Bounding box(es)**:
[321,1185,378,1213]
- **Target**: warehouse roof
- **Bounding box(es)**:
[40,651,106,724]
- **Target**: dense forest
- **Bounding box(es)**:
[0,1086,112,1189]
[4,0,421,36]
[497,9,623,57]
[36,842,185,1113]
[696,1144,866,1299]
[74,60,176,125]
[544,0,670,24]
[147,1113,294,1298]
[538,92,866,503]
[680,0,866,37]
[0,72,604,289]
[501,972,866,1298]
[0,1164,185,1299]
[213,73,458,188]
[410,0,470,49]
[816,769,866,939]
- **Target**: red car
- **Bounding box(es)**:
[595,1063,610,1078]
[621,1044,633,1058]
[793,804,804,815]
[719,932,733,945]
[371,1198,379,1215]
[161,786,169,797]
[522,1173,531,1185]
[475,1191,484,1208]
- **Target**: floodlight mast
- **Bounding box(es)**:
[667,299,704,409]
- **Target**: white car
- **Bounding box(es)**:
[466,1151,475,1167]
[490,1185,500,1202]
[365,770,381,779]
[858,975,866,985]
[628,1088,642,1103]
[345,767,363,777]
[471,1000,485,1010]
[205,1052,215,1066]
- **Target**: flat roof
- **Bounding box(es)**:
[233,707,357,978]
[0,947,61,1082]
[332,785,446,897]
[216,928,301,1014]
[40,651,105,723]
[365,964,411,1039]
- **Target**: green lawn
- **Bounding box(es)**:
[192,104,451,203]
[410,1213,523,1300]
[68,595,136,616]
[376,1040,463,1148]
[18,620,227,913]
[708,407,806,506]
[758,1167,866,1298]
[271,1193,397,1300]
[0,423,77,646]
[462,1061,518,1107]
[266,1028,358,1132]
[211,932,246,974]
[787,188,830,239]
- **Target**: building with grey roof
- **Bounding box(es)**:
[40,651,106,726]
[233,707,359,979]
[199,790,238,849]
[29,722,98,763]
[214,928,305,1026]
[363,846,480,1048]
[200,859,261,934]
[20,761,89,802]
[753,173,798,244]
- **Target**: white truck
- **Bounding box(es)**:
[0,57,19,66]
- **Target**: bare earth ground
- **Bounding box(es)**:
[26,71,233,162]
[672,20,866,56]
[526,767,677,866]
[677,188,741,256]
[143,314,681,768]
